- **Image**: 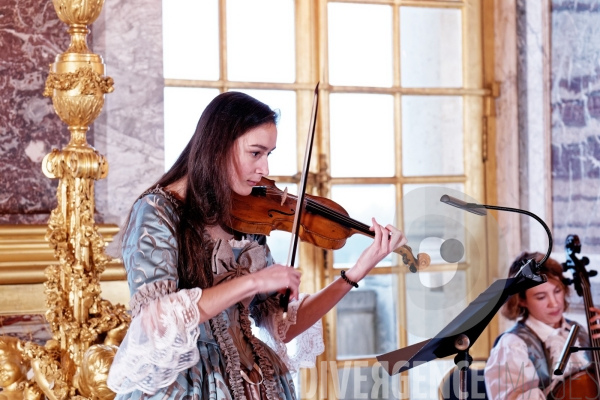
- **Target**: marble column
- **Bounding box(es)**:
[0,0,165,229]
[551,0,600,255]
[517,0,553,253]
[0,1,70,223]
[551,0,600,317]
[92,0,165,231]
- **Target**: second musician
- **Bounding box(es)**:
[484,251,600,399]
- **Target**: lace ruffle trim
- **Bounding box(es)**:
[238,305,281,400]
[129,280,178,318]
[107,287,202,395]
[210,304,283,400]
[260,293,325,372]
[209,237,282,400]
[210,313,247,400]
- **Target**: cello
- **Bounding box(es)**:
[548,234,600,399]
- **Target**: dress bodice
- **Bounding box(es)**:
[109,189,324,399]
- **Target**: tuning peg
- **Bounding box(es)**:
[561,262,570,272]
[562,278,574,286]
[589,270,597,277]
[582,256,590,266]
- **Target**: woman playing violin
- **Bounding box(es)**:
[107,91,407,399]
[484,252,600,400]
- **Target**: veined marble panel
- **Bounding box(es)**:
[517,0,552,253]
[552,0,600,253]
[92,0,165,228]
[0,314,52,345]
[0,1,70,223]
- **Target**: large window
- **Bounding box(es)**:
[163,0,491,398]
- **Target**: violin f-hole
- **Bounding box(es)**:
[268,209,295,218]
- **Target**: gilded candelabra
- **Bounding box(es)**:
[0,1,130,399]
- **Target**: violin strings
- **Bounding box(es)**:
[580,277,600,368]
[261,188,373,235]
[261,188,368,229]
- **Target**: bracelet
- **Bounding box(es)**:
[340,270,359,288]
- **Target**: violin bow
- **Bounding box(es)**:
[280,83,320,318]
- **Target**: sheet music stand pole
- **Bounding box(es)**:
[454,334,472,400]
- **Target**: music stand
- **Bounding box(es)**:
[377,259,546,399]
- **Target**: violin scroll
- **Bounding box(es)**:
[396,245,430,273]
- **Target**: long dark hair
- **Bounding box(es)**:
[153,91,277,289]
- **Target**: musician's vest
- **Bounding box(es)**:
[492,319,590,391]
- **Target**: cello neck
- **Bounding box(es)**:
[580,276,600,349]
[576,270,600,387]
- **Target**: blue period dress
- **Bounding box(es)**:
[107,188,324,399]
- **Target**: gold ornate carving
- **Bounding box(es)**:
[74,344,118,400]
[52,0,105,55]
[0,337,42,400]
[52,0,105,26]
[0,0,130,398]
[44,66,114,97]
[43,65,114,149]
[22,340,69,400]
[0,225,124,285]
[42,147,108,180]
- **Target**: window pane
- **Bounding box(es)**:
[227,0,295,83]
[400,7,462,88]
[336,274,398,358]
[330,94,395,177]
[405,270,468,345]
[230,89,297,176]
[328,3,392,87]
[402,96,463,176]
[164,87,220,170]
[331,185,396,268]
[163,0,219,80]
[400,185,486,333]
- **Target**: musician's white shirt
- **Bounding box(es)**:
[484,316,589,400]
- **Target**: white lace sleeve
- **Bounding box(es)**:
[107,287,202,395]
[258,293,324,372]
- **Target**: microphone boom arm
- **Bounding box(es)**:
[440,195,553,270]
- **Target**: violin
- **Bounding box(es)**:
[548,234,599,399]
[229,177,430,273]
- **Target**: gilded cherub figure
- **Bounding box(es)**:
[75,344,118,400]
[0,336,41,400]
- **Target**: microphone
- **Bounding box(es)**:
[554,324,579,375]
[440,195,487,216]
[440,194,553,272]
